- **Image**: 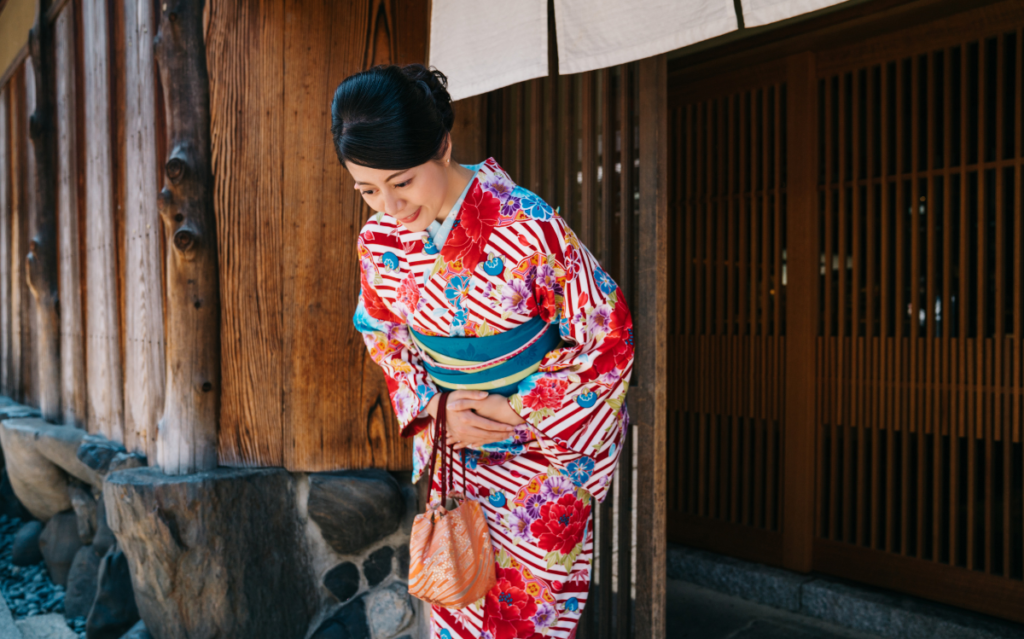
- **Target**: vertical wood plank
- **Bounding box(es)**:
[123,0,165,457]
[580,71,595,249]
[55,5,86,428]
[450,95,487,164]
[206,0,285,466]
[783,52,817,571]
[0,87,11,397]
[280,0,426,471]
[82,0,124,442]
[939,48,953,562]
[282,0,375,471]
[23,57,38,409]
[635,53,668,639]
[9,69,24,403]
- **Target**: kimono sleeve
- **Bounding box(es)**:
[352,238,437,438]
[508,215,634,502]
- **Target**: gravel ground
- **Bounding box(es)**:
[0,515,87,639]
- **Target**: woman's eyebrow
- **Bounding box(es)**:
[354,170,409,187]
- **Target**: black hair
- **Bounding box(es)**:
[330,64,455,170]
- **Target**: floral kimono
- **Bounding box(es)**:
[353,158,634,639]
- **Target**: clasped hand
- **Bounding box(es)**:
[426,390,525,450]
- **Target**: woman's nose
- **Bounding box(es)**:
[383,193,404,217]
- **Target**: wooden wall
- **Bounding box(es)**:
[207,0,428,471]
[0,0,152,456]
[0,0,431,471]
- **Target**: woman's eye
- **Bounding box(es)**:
[395,180,410,188]
[360,190,375,196]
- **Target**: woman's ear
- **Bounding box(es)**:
[443,133,453,166]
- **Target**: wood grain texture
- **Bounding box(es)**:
[635,53,668,639]
[8,68,24,402]
[208,0,426,470]
[206,0,285,467]
[450,94,486,164]
[123,0,165,457]
[781,52,816,572]
[281,0,382,471]
[21,59,38,408]
[54,4,85,428]
[82,0,124,441]
[0,86,11,397]
[153,0,220,474]
[27,3,62,421]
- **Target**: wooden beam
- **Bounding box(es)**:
[153,0,219,474]
[54,2,85,428]
[26,0,61,421]
[782,52,818,570]
[635,52,668,639]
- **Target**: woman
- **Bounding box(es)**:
[336,64,633,639]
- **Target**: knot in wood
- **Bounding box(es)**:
[29,112,42,140]
[202,382,213,393]
[166,158,186,183]
[173,229,195,251]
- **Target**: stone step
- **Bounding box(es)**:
[0,592,23,639]
[668,543,1024,639]
[14,615,76,639]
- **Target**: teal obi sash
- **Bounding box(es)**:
[411,316,562,397]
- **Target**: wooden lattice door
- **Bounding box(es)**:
[667,61,791,566]
[667,1,1024,623]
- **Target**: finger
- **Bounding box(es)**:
[465,412,516,433]
[451,390,489,402]
[447,399,486,412]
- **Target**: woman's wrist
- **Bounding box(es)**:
[425,392,441,419]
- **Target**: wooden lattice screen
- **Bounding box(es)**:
[667,65,790,565]
[667,2,1024,623]
[812,27,1024,612]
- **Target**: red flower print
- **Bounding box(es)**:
[530,493,591,556]
[593,335,632,377]
[535,286,558,324]
[360,268,402,324]
[443,185,500,271]
[395,273,419,311]
[522,377,568,412]
[564,244,583,279]
[484,567,538,639]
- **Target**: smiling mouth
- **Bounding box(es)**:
[398,207,422,225]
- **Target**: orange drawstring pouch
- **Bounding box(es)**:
[407,393,496,609]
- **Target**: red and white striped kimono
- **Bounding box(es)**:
[354,158,633,639]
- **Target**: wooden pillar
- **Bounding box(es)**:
[782,52,818,572]
[26,0,61,421]
[635,52,668,639]
[153,0,220,474]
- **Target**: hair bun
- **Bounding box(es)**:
[401,64,454,133]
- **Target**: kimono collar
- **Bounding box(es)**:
[425,161,484,251]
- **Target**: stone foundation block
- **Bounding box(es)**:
[104,467,318,639]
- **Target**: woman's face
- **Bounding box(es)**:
[347,158,449,233]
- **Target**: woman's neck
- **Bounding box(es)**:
[434,163,475,223]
